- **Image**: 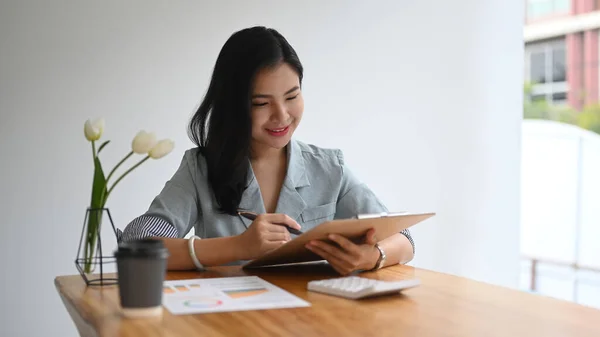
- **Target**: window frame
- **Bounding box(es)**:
[524,38,569,105]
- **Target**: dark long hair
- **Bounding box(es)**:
[188,26,304,215]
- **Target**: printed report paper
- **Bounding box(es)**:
[162,276,310,315]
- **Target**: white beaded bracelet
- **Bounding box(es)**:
[188,235,205,271]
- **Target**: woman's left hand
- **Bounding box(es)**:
[305,228,380,275]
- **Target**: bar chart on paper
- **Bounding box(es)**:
[162,276,310,314]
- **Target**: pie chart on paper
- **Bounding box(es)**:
[182,297,223,309]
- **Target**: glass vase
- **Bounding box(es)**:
[75,207,119,286]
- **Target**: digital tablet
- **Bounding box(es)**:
[242,212,435,269]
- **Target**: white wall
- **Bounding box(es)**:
[0,1,523,336]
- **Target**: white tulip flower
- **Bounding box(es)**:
[131,131,157,154]
[84,118,105,141]
[148,139,174,159]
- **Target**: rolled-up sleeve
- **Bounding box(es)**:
[121,150,200,242]
[120,215,178,242]
[334,150,415,253]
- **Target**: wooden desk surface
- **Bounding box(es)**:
[55,263,600,337]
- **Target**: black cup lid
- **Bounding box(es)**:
[114,238,169,259]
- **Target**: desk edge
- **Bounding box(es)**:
[55,277,100,337]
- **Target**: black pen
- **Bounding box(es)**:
[237,211,304,235]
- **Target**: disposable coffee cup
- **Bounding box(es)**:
[114,238,169,318]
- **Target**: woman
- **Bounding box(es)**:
[121,26,414,275]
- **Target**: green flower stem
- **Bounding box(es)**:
[84,140,97,273]
[106,151,133,184]
[84,208,102,273]
[83,139,108,274]
[105,156,150,200]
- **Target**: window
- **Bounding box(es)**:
[525,39,568,104]
[531,51,546,83]
[552,48,566,82]
[527,0,571,20]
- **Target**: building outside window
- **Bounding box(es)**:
[522,0,600,310]
[524,39,568,105]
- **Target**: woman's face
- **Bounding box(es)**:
[250,62,304,153]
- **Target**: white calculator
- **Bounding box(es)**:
[307,276,420,300]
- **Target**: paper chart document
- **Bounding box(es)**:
[162,276,310,315]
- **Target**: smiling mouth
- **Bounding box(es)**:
[268,127,287,132]
[266,125,290,136]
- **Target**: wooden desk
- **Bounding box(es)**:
[55,263,600,337]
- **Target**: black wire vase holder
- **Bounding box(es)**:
[75,207,120,286]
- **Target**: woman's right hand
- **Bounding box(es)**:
[236,213,302,260]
